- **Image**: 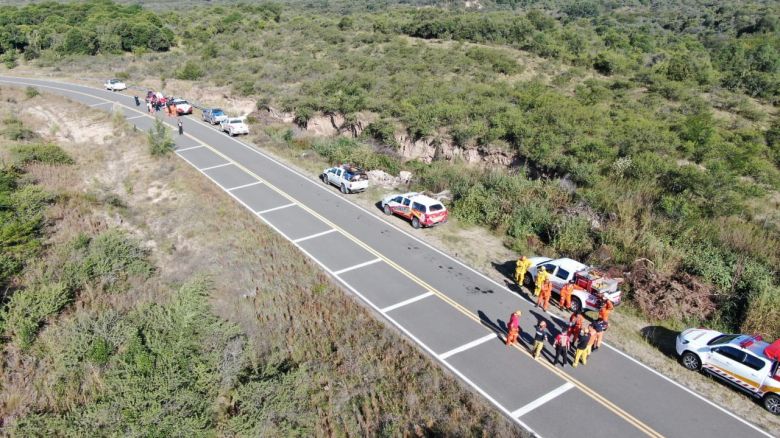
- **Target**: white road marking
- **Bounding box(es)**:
[332,258,382,275]
[227,180,263,191]
[126,115,146,121]
[175,145,205,153]
[89,101,112,107]
[438,334,497,360]
[293,229,337,243]
[8,78,773,438]
[256,202,296,215]
[511,382,575,418]
[380,291,435,313]
[199,162,232,171]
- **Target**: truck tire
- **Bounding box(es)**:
[321,174,328,184]
[340,184,348,194]
[412,217,421,229]
[383,205,392,215]
[570,297,582,314]
[681,351,702,371]
[764,393,780,415]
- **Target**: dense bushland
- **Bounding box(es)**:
[0,0,174,61]
[6,0,780,336]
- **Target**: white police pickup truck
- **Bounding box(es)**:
[320,165,368,194]
[676,329,780,414]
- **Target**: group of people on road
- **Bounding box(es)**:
[137,91,184,135]
[506,256,615,368]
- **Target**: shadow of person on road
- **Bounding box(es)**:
[490,260,530,299]
[480,310,524,347]
[640,325,680,358]
[529,310,563,337]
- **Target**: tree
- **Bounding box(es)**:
[147,119,175,157]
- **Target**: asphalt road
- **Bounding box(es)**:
[1,76,772,438]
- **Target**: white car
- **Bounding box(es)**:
[221,117,249,136]
[104,79,127,91]
[171,98,193,115]
[380,192,448,228]
[676,329,780,414]
[321,165,368,194]
[527,257,622,313]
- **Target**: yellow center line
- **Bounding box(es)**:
[2,79,664,438]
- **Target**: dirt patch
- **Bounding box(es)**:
[23,104,115,145]
[629,259,717,321]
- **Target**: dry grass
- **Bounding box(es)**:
[0,86,522,435]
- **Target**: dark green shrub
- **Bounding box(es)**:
[147,119,175,157]
[175,60,204,80]
[10,143,74,166]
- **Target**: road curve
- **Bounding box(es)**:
[1,76,772,438]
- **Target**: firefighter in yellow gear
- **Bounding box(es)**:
[515,256,532,286]
[534,266,549,297]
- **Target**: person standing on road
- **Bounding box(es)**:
[134,95,140,106]
[178,119,183,136]
[147,101,152,113]
[592,318,608,351]
[532,321,549,359]
[568,311,584,345]
[536,279,552,311]
[505,310,521,346]
[573,328,591,367]
[599,298,614,323]
[534,266,549,297]
[515,256,532,286]
[559,281,574,310]
[553,330,571,367]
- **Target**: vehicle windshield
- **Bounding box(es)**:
[175,100,188,104]
[213,110,224,115]
[429,204,444,212]
[230,119,243,124]
[707,334,740,346]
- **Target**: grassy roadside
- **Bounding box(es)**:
[234,119,780,433]
[0,87,523,436]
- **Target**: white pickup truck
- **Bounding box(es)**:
[528,257,623,314]
[321,165,368,194]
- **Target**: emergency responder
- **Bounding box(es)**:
[592,318,608,351]
[585,324,598,359]
[599,298,614,323]
[559,281,575,310]
[534,266,549,296]
[536,279,552,311]
[573,328,591,367]
[568,311,584,345]
[178,119,184,136]
[515,256,532,286]
[532,321,548,359]
[505,310,521,346]
[553,330,570,367]
[134,95,140,106]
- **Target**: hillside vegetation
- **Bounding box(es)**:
[2,1,779,337]
[0,89,518,435]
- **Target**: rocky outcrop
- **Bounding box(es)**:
[261,108,517,168]
[395,133,515,166]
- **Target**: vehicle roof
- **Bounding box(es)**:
[728,335,772,359]
[409,193,443,206]
[544,258,588,272]
[228,117,244,121]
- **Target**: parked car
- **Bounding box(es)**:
[320,165,368,194]
[676,330,780,414]
[527,257,622,313]
[221,117,249,136]
[381,192,448,229]
[104,79,127,91]
[202,108,227,125]
[171,98,193,115]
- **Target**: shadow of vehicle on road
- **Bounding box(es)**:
[640,325,680,359]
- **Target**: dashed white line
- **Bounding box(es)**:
[380,291,435,313]
[438,333,497,360]
[227,181,263,191]
[125,115,146,121]
[199,162,232,171]
[176,145,205,153]
[89,101,112,107]
[293,229,337,243]
[511,382,575,418]
[332,258,382,275]
[256,202,296,215]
